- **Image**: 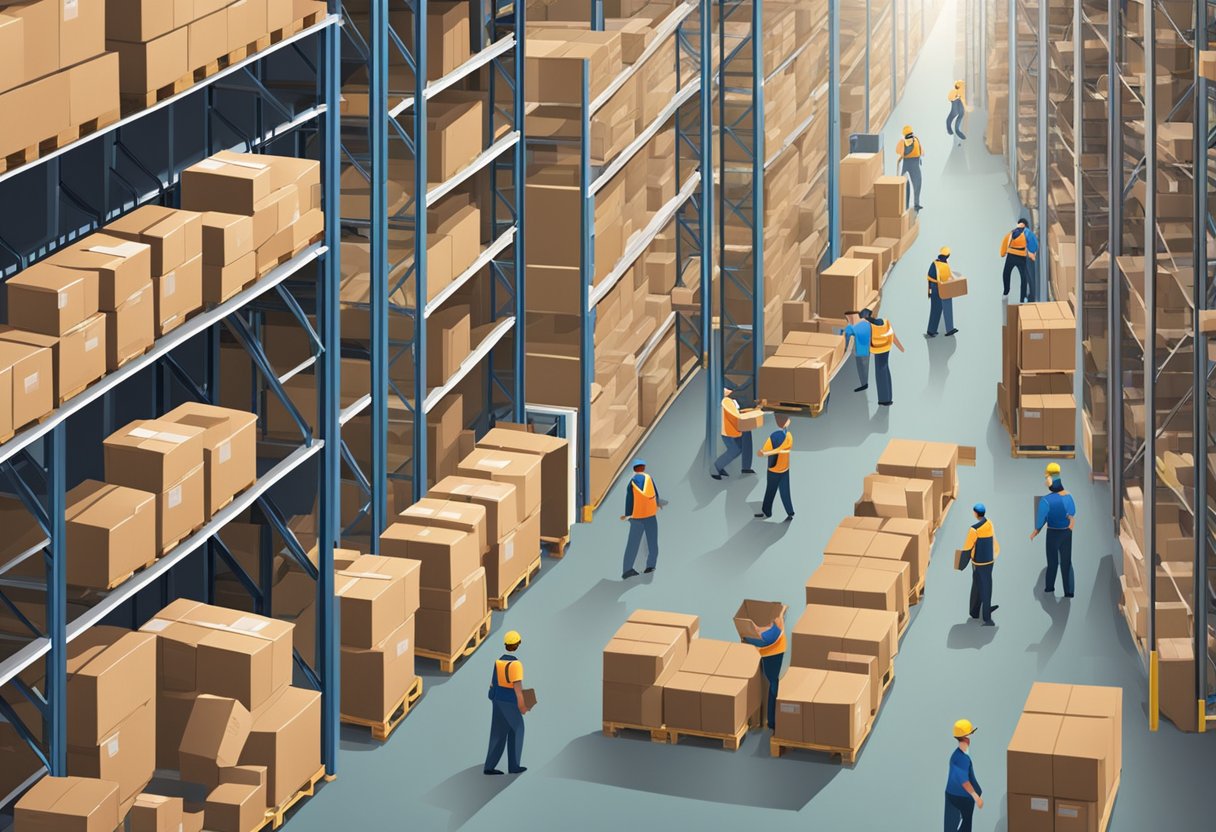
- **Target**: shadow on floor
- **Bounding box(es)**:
[1027,567,1070,671]
[946,619,998,650]
[545,732,837,811]
[799,388,892,451]
[697,511,793,576]
[554,578,643,629]
[923,335,958,400]
[423,765,514,831]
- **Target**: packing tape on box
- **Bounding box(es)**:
[164,272,177,296]
[130,427,195,444]
[476,458,513,470]
[453,593,466,610]
[438,511,465,521]
[88,241,148,259]
[335,571,395,596]
[403,506,437,517]
[105,734,120,758]
[218,441,231,464]
[168,486,182,508]
[148,611,278,642]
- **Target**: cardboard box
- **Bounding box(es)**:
[128,793,185,832]
[483,507,541,599]
[427,476,520,544]
[819,258,871,318]
[103,281,154,371]
[14,776,120,832]
[201,212,255,267]
[340,616,416,722]
[66,626,156,745]
[0,13,20,96]
[0,339,53,429]
[335,554,421,649]
[379,522,481,590]
[811,669,870,748]
[163,402,258,515]
[426,304,471,384]
[602,663,676,727]
[873,175,907,217]
[773,666,826,743]
[57,233,153,312]
[203,250,256,304]
[108,27,190,95]
[1008,712,1063,796]
[237,686,320,806]
[106,0,193,42]
[790,604,899,673]
[825,651,881,714]
[0,66,70,159]
[3,1,54,83]
[415,566,488,654]
[0,317,105,404]
[182,153,274,216]
[840,153,883,197]
[106,205,203,277]
[104,418,206,493]
[1008,794,1055,831]
[205,777,268,832]
[457,447,544,520]
[66,697,154,805]
[399,497,489,557]
[857,473,934,521]
[625,610,700,646]
[64,480,156,589]
[603,622,686,686]
[427,98,483,180]
[938,277,968,300]
[179,695,253,789]
[733,599,786,641]
[476,427,570,540]
[6,261,99,336]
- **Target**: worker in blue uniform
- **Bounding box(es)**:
[961,504,1000,626]
[620,459,663,578]
[1031,468,1078,597]
[484,630,529,775]
[1000,219,1040,301]
[843,310,873,392]
[742,611,786,729]
[944,719,984,831]
[926,247,959,337]
[754,414,795,521]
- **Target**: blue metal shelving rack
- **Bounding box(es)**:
[0,5,344,804]
[337,0,526,543]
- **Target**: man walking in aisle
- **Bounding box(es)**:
[961,503,1000,626]
[946,80,967,141]
[1000,218,1039,301]
[862,308,905,406]
[896,125,925,210]
[620,460,662,578]
[926,247,959,337]
[755,414,794,521]
[712,386,757,479]
[484,631,530,775]
[742,611,786,730]
[843,310,873,391]
[944,719,984,831]
[1031,466,1077,597]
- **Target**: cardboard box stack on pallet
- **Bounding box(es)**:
[773,438,973,760]
[998,302,1077,454]
[602,608,766,748]
[1007,682,1122,832]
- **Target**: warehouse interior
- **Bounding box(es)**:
[0,0,1213,831]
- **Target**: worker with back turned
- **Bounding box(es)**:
[896,125,925,210]
[862,308,905,407]
[484,631,529,775]
[742,611,786,730]
[926,247,959,338]
[946,80,967,141]
[944,719,984,831]
[620,459,662,578]
[961,503,1000,626]
[712,386,757,480]
[843,310,873,392]
[1031,463,1077,597]
[755,414,795,521]
[1000,218,1039,302]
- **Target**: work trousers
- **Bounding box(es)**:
[622,516,659,573]
[946,99,967,139]
[1044,528,1074,595]
[485,699,525,772]
[944,792,975,831]
[969,565,994,623]
[714,431,753,473]
[928,285,955,334]
[854,353,871,387]
[903,158,923,208]
[760,654,784,729]
[761,470,794,517]
[1003,254,1034,301]
[874,351,893,402]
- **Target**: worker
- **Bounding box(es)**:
[742,611,786,730]
[484,631,529,776]
[961,503,1000,626]
[843,310,872,392]
[926,247,959,338]
[620,459,662,578]
[946,80,967,141]
[712,386,757,479]
[1031,469,1077,597]
[862,308,905,407]
[944,719,984,831]
[754,414,794,521]
[896,125,924,210]
[999,218,1040,302]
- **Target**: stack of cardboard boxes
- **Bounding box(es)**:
[602,609,699,729]
[1007,682,1122,831]
[840,152,917,267]
[756,330,846,407]
[998,302,1077,451]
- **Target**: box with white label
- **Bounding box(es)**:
[340,616,417,722]
[162,402,257,516]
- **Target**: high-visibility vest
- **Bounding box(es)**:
[948,88,962,102]
[721,397,741,438]
[630,474,658,519]
[1003,230,1028,257]
[757,626,787,657]
[899,137,922,159]
[928,261,952,284]
[870,319,894,353]
[967,519,1000,566]
[763,430,793,474]
[489,656,520,703]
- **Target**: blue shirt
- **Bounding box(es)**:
[844,320,872,357]
[743,623,782,648]
[945,747,981,797]
[623,473,660,516]
[1036,491,1076,531]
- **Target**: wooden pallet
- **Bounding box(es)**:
[341,677,423,741]
[416,611,493,673]
[0,110,122,174]
[880,660,895,696]
[602,721,669,743]
[489,557,542,611]
[541,534,571,558]
[104,557,158,591]
[258,765,327,831]
[761,396,829,417]
[908,575,926,607]
[770,705,876,764]
[664,707,761,751]
[1011,439,1076,459]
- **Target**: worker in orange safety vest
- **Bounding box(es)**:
[620,460,663,578]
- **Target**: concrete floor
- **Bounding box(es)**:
[287,3,1216,829]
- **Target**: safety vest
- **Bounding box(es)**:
[630,474,658,519]
[757,626,787,657]
[488,655,520,703]
[899,137,922,159]
[870,319,894,353]
[764,430,793,474]
[1003,230,1028,257]
[721,397,741,438]
[968,519,999,567]
[948,88,962,102]
[928,261,952,284]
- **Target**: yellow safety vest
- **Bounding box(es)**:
[870,319,894,353]
[721,397,741,438]
[757,627,787,657]
[630,474,658,519]
[899,138,922,159]
[1002,231,1028,257]
[928,261,952,285]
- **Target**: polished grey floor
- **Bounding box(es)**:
[286,3,1216,829]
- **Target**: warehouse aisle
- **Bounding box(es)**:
[288,3,1215,830]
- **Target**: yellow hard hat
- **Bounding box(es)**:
[939,246,951,257]
[953,719,977,739]
[504,630,522,647]
[902,125,914,135]
[1045,462,1061,475]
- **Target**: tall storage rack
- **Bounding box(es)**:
[0,6,344,806]
[337,0,526,544]
[1008,0,1052,297]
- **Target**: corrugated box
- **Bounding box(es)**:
[163,402,258,516]
[201,212,255,267]
[873,175,907,218]
[839,153,883,197]
[65,626,156,745]
[0,340,53,429]
[102,280,154,370]
[811,670,870,748]
[178,695,253,789]
[0,318,106,405]
[335,554,420,649]
[340,616,416,722]
[476,427,571,540]
[484,507,541,599]
[1007,712,1062,797]
[625,609,699,646]
[204,774,268,832]
[57,233,153,312]
[106,205,203,277]
[457,447,544,520]
[379,522,481,590]
[427,476,520,544]
[14,776,120,832]
[857,473,934,521]
[426,304,471,385]
[790,604,898,672]
[415,566,488,654]
[239,686,321,807]
[182,154,274,216]
[773,666,827,743]
[64,480,156,589]
[6,261,99,336]
[824,651,881,714]
[66,698,154,806]
[603,622,686,686]
[128,793,185,832]
[399,497,489,557]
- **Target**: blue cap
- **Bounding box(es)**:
[632,459,647,469]
[972,503,986,515]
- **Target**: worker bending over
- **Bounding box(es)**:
[896,125,924,210]
[620,459,662,579]
[755,414,795,521]
[944,719,984,831]
[742,612,786,730]
[484,631,529,775]
[712,386,757,479]
[999,219,1039,302]
[1031,463,1077,597]
[843,310,873,392]
[961,503,1000,626]
[926,247,959,338]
